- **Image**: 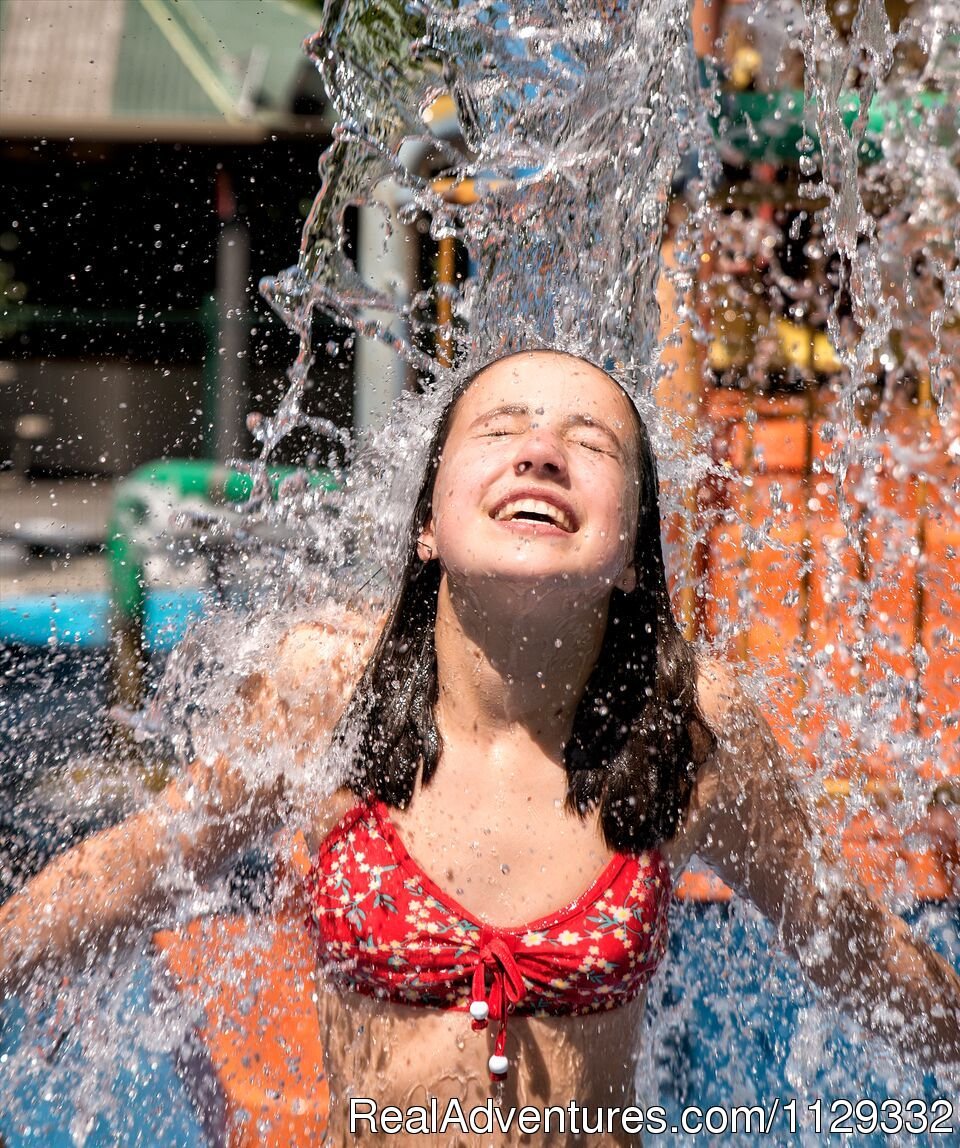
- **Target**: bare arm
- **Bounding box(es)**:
[0,610,379,994]
[0,762,258,993]
[674,658,960,1073]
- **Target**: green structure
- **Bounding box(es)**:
[0,0,321,139]
[108,458,338,708]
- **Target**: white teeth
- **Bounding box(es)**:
[493,498,574,532]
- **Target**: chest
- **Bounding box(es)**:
[309,796,671,1021]
[385,761,617,928]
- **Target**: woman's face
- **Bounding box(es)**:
[419,352,642,601]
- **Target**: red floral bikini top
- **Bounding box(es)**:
[305,797,671,1079]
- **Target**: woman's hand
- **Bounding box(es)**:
[673,657,960,1074]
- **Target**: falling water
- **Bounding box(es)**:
[263,1,702,374]
[3,0,960,1142]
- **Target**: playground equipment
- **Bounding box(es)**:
[106,458,337,711]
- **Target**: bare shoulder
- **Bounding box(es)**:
[692,653,799,803]
[272,606,384,692]
[301,786,360,856]
[225,605,385,759]
[693,652,743,733]
[662,653,769,871]
[271,606,386,742]
[660,655,732,869]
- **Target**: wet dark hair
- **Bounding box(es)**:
[336,350,716,852]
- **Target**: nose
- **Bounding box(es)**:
[513,427,568,480]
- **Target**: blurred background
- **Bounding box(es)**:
[1,3,959,1143]
[0,0,345,594]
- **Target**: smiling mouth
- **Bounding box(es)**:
[492,497,576,532]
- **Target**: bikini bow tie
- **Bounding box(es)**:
[470,933,526,1080]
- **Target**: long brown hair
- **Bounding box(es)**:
[334,350,715,852]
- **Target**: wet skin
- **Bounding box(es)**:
[419,351,641,604]
[302,354,672,1144]
[316,969,649,1147]
[285,357,960,1142]
[4,355,958,1144]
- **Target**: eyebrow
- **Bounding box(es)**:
[468,403,529,428]
[468,404,629,456]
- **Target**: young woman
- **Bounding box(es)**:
[2,350,959,1146]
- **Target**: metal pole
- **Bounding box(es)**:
[213,172,250,462]
[352,141,430,431]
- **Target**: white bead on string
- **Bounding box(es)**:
[469,999,489,1022]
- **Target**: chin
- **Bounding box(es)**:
[466,564,616,599]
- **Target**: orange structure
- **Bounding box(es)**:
[153,833,329,1148]
[688,381,960,904]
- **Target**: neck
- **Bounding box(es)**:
[432,573,610,757]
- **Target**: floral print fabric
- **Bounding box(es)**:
[305,798,671,1020]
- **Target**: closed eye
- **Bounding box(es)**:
[475,415,527,439]
[571,435,618,456]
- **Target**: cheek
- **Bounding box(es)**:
[433,455,487,519]
[431,480,465,532]
[606,482,640,566]
[428,469,483,555]
[593,468,638,538]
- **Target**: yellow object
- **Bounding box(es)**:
[708,339,737,371]
[812,331,842,373]
[431,176,481,205]
[422,93,457,127]
[731,46,763,90]
[776,318,812,370]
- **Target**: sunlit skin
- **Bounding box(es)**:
[314,353,669,1144]
[421,354,641,760]
[1,352,959,1147]
[422,353,640,598]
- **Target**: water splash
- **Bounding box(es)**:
[261,2,707,415]
[4,0,960,1140]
